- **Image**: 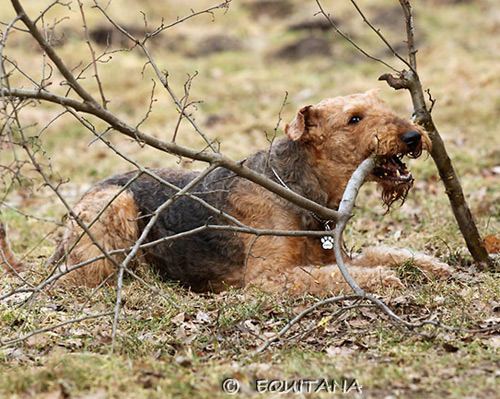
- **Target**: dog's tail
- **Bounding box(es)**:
[0,221,31,274]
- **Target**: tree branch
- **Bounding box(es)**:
[317,0,491,267]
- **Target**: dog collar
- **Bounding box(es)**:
[310,212,335,250]
[271,166,334,250]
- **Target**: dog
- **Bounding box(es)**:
[1,90,452,295]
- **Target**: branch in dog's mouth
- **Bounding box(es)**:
[373,154,415,210]
[373,154,414,184]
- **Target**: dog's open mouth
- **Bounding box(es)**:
[373,154,413,183]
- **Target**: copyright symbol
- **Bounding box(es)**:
[222,377,240,394]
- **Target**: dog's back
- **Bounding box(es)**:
[48,167,247,291]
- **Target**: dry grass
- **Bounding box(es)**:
[1,0,500,398]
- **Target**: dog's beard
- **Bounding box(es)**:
[378,179,413,211]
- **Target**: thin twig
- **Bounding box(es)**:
[144,1,231,42]
[255,294,363,354]
[172,72,200,143]
[2,312,114,346]
[77,0,108,108]
[0,201,64,226]
[265,91,288,171]
[399,0,417,70]
[315,0,400,73]
[11,0,98,104]
[349,0,415,73]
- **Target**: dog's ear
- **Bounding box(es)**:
[285,105,316,142]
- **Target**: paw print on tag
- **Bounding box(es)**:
[320,236,334,250]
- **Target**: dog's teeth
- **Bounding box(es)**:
[396,169,401,177]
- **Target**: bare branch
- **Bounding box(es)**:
[77,0,108,108]
[315,0,400,73]
[349,0,414,73]
[92,0,219,153]
[2,312,114,346]
[0,87,341,223]
[33,0,71,26]
[333,157,375,295]
[399,0,417,70]
[254,294,363,354]
[144,1,232,42]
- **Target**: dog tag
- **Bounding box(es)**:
[321,236,334,250]
[320,221,334,250]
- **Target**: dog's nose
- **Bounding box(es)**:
[401,130,421,150]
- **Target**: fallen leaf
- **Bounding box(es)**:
[485,235,500,254]
[325,345,355,358]
[488,336,500,349]
[196,310,212,324]
[479,316,500,329]
[243,320,261,335]
[317,315,333,328]
[172,312,185,325]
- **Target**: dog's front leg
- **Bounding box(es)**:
[352,246,453,278]
[247,263,403,296]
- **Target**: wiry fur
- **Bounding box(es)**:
[55,186,140,286]
[1,90,451,295]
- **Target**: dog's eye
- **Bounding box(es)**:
[348,116,363,125]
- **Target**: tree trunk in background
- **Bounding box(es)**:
[380,70,491,268]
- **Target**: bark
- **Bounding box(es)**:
[380,69,491,267]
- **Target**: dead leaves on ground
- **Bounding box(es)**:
[1,266,500,366]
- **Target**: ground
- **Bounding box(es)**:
[0,0,499,398]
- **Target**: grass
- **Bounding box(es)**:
[1,0,500,398]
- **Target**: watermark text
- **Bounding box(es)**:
[222,377,362,394]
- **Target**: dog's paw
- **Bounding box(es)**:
[348,265,404,292]
[411,255,453,278]
[356,246,453,279]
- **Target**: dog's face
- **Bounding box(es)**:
[285,90,432,208]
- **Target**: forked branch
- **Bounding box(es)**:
[316,0,491,267]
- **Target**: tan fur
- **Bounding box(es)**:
[55,185,139,286]
[352,246,453,277]
[0,223,28,273]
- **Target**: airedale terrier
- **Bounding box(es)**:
[1,90,451,295]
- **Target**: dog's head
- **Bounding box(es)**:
[285,90,431,209]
